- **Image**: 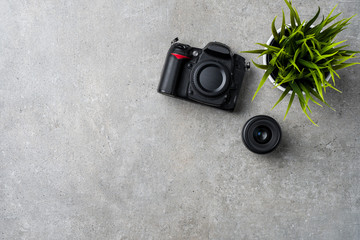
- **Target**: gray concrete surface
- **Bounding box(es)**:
[1,0,360,239]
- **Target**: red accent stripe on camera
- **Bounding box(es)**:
[171,53,190,59]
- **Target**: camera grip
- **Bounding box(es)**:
[158,47,190,95]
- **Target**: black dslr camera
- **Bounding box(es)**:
[158,38,249,111]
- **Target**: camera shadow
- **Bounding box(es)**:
[233,67,254,113]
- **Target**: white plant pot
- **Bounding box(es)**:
[263,28,331,93]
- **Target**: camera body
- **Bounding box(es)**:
[158,39,248,111]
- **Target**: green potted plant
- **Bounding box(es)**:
[242,0,360,126]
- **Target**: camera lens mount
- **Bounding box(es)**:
[242,115,281,154]
[191,61,230,97]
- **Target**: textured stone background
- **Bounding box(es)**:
[1,0,359,239]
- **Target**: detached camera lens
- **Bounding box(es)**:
[242,115,281,154]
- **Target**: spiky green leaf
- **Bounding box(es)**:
[304,7,321,32]
[284,0,297,28]
[299,83,323,107]
[299,99,318,126]
[252,65,276,101]
[320,40,347,54]
[251,60,269,70]
[272,16,279,43]
[280,9,286,39]
[289,59,301,72]
[240,49,267,54]
[284,91,295,120]
[332,62,360,70]
[272,86,291,109]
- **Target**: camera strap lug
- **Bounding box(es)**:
[245,62,251,71]
[171,37,179,45]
